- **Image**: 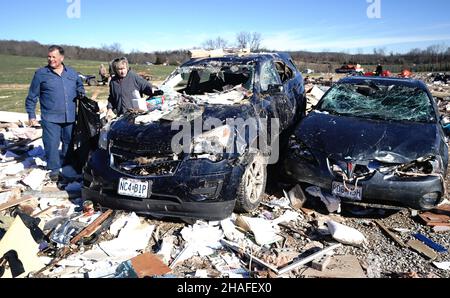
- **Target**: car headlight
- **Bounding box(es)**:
[192,125,232,156]
[98,121,112,150]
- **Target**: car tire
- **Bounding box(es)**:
[88,78,98,86]
[234,153,267,213]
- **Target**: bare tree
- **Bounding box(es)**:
[235,31,262,51]
[202,39,216,50]
[214,37,228,49]
[236,32,251,49]
[202,36,228,50]
[250,32,262,51]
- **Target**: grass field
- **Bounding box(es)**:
[0,54,176,113]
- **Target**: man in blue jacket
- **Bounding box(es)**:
[25,45,85,181]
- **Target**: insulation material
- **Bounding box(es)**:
[0,216,45,278]
[326,220,367,247]
[22,169,47,190]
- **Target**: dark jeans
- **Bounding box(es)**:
[41,119,74,174]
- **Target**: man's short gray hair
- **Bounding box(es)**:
[48,45,65,55]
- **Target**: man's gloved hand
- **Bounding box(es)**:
[153,90,164,96]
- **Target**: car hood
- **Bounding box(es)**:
[297,111,441,163]
[109,103,255,145]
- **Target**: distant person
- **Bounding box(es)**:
[25,45,85,181]
[106,57,154,117]
[99,63,108,85]
[375,63,383,76]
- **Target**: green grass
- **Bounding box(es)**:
[0,54,176,113]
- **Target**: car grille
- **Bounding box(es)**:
[110,138,174,155]
[328,158,375,181]
[111,153,180,177]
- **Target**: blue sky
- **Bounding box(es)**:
[0,0,449,54]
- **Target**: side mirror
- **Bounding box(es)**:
[268,84,284,94]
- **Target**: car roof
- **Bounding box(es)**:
[338,76,428,90]
[181,52,291,67]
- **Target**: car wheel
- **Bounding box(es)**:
[88,78,98,86]
[234,153,267,213]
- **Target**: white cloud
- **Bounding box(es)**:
[262,31,450,51]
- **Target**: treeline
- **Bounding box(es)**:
[0,40,191,65]
[289,45,450,72]
[1,40,450,72]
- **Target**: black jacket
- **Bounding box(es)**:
[107,70,153,115]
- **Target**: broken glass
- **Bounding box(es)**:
[161,103,204,122]
[163,63,255,96]
[318,82,436,123]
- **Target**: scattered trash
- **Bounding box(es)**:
[287,184,307,210]
[22,169,47,190]
[412,233,447,253]
[407,239,438,260]
[325,220,367,247]
[433,261,450,270]
[306,186,341,213]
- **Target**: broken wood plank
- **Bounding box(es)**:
[277,243,342,275]
[375,220,408,248]
[431,204,450,216]
[302,255,366,278]
[407,239,438,260]
[70,209,114,245]
[418,212,450,227]
[221,239,279,273]
[0,190,30,212]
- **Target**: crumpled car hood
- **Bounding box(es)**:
[297,111,441,163]
[109,103,255,145]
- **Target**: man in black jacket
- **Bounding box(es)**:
[106,57,154,117]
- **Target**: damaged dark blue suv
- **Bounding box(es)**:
[82,52,305,220]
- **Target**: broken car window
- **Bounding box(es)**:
[260,61,281,92]
[165,64,254,96]
[318,82,436,123]
[275,61,294,83]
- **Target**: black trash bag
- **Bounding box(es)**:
[0,250,25,278]
[67,95,106,173]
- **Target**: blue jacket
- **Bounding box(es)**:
[26,65,85,123]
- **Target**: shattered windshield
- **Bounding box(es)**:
[317,82,436,123]
[163,63,255,95]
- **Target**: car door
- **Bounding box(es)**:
[274,60,297,126]
[258,60,290,131]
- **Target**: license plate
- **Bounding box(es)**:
[118,178,150,199]
[332,181,362,201]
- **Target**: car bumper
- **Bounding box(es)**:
[283,154,445,209]
[83,149,243,220]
